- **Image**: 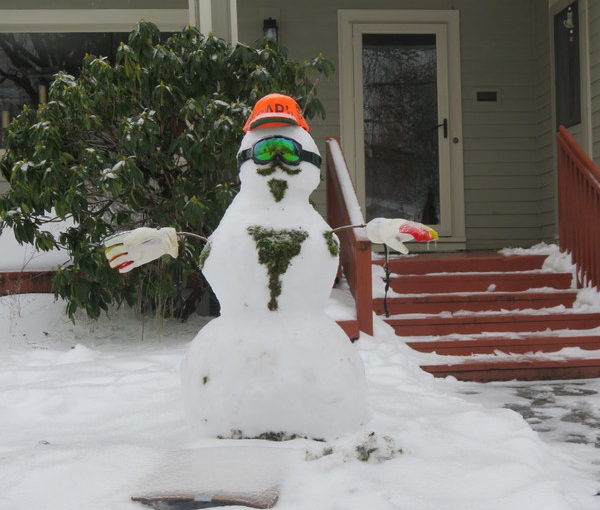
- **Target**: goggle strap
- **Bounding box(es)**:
[302,150,322,168]
[237,147,253,167]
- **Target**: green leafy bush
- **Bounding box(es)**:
[0,21,333,319]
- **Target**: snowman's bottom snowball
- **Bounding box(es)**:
[181,312,367,440]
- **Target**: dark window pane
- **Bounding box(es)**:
[0,31,172,147]
[363,33,440,224]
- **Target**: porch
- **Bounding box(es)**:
[327,129,600,381]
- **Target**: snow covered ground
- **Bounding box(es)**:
[1,236,599,509]
[1,292,599,510]
[453,378,600,484]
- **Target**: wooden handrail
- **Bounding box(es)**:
[326,137,373,335]
[556,126,600,288]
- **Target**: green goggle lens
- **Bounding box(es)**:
[253,137,301,164]
[237,136,322,169]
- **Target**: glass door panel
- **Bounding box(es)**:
[362,33,440,224]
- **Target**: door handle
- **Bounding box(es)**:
[433,118,448,138]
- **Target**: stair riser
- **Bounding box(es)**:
[378,254,547,275]
[373,294,577,314]
[389,274,572,294]
[421,364,600,382]
[388,317,600,336]
[408,337,600,355]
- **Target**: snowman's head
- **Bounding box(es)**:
[237,125,321,204]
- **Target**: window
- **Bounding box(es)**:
[0,8,186,148]
[554,1,581,129]
[0,32,128,121]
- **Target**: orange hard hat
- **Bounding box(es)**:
[243,93,310,132]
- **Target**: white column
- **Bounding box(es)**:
[188,0,237,43]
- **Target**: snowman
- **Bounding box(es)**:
[104,93,437,440]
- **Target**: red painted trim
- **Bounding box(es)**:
[0,271,54,295]
[336,320,361,340]
[408,335,600,355]
[421,358,600,382]
[326,137,373,336]
[373,290,577,314]
[556,126,600,288]
[373,253,547,274]
[387,272,572,294]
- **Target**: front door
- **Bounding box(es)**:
[340,10,465,242]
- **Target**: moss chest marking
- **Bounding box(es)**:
[247,226,309,311]
[323,231,339,256]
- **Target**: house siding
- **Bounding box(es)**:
[590,0,600,167]
[534,0,556,243]
[239,0,551,249]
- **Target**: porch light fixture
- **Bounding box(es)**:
[563,4,576,43]
[263,17,278,41]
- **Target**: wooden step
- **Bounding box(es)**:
[388,272,572,294]
[420,358,600,382]
[0,271,53,295]
[386,312,600,336]
[375,252,547,275]
[373,290,577,315]
[408,335,600,355]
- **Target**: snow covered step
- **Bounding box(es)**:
[408,335,600,355]
[374,252,547,275]
[386,312,600,336]
[373,290,577,315]
[388,272,572,294]
[420,358,600,382]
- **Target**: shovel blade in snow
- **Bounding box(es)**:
[132,488,279,509]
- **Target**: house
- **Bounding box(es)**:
[1,0,600,380]
[0,0,595,248]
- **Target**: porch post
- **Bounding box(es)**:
[188,0,238,43]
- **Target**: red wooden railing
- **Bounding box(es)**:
[557,125,600,288]
[326,138,373,335]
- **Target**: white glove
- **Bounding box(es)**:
[366,218,438,254]
[104,227,179,273]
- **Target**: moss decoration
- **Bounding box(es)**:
[247,226,309,311]
[323,231,339,256]
[256,162,301,177]
[198,241,211,270]
[267,178,288,202]
[218,429,325,442]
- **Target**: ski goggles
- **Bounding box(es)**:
[237,136,322,168]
